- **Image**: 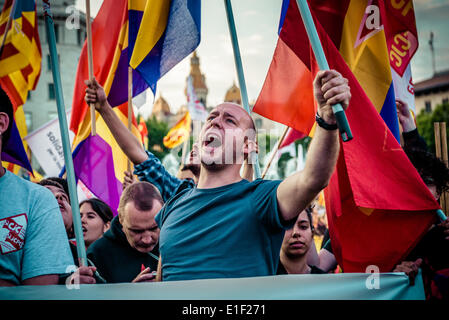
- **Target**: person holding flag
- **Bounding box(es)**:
[85,78,197,203]
[86,66,350,281]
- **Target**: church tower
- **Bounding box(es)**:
[224,81,242,105]
[185,51,208,107]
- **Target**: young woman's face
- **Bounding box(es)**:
[80,202,110,248]
[281,210,313,257]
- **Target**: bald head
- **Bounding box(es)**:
[198,102,257,168]
[211,103,255,131]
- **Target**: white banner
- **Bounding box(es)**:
[24,110,74,177]
[186,75,208,121]
[391,65,415,114]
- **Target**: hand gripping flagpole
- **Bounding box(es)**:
[437,209,447,222]
[296,0,353,142]
[43,0,87,266]
[224,0,261,179]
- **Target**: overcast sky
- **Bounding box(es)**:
[75,0,449,117]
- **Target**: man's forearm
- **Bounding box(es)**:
[301,126,339,192]
[277,127,339,221]
[99,104,148,164]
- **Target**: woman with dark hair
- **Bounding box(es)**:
[80,198,113,249]
[278,206,325,274]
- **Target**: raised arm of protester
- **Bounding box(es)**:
[85,78,195,202]
[277,70,350,222]
[396,99,428,151]
[85,78,147,164]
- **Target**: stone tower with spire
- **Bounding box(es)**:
[185,51,208,107]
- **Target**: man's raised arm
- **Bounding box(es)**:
[84,78,148,165]
[277,70,350,222]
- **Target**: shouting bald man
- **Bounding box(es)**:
[85,69,350,281]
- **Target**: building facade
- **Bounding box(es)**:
[414,70,449,114]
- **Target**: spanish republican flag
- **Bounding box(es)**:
[129,0,201,96]
[70,0,143,215]
[163,111,191,149]
[256,0,440,272]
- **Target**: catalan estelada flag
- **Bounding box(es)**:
[0,0,41,173]
[163,111,191,149]
[257,0,440,272]
[70,0,144,215]
[129,0,201,95]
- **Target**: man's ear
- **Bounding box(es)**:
[0,112,9,136]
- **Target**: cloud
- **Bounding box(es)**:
[243,10,259,17]
[248,34,263,42]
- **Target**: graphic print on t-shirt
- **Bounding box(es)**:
[0,214,28,255]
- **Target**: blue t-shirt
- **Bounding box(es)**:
[0,170,74,285]
[156,179,290,281]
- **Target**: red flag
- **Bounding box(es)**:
[69,0,128,135]
[265,0,440,272]
[382,0,418,77]
[279,128,306,149]
[253,30,315,135]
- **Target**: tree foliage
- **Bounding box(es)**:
[145,115,170,161]
[416,102,449,154]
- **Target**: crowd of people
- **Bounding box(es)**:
[1,69,448,300]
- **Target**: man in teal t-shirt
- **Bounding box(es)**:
[0,87,74,286]
[86,69,351,281]
[155,70,350,281]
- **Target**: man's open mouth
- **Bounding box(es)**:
[203,133,222,148]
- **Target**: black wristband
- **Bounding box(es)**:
[315,112,338,130]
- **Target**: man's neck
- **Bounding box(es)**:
[279,250,310,274]
[197,164,242,189]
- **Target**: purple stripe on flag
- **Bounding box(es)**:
[73,135,122,215]
[1,120,32,172]
[107,46,149,107]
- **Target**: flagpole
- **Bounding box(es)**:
[181,132,190,166]
[0,0,17,57]
[441,122,449,215]
[85,0,96,136]
[224,0,261,179]
[295,0,353,142]
[127,66,133,172]
[262,126,289,179]
[435,122,449,219]
[43,1,87,266]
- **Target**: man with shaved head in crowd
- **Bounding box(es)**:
[85,68,351,281]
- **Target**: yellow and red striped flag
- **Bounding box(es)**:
[0,0,41,173]
[163,111,191,149]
